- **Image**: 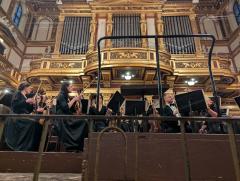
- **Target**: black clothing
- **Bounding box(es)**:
[4,91,42,151]
[56,92,72,115]
[89,106,108,132]
[200,105,224,134]
[162,105,180,133]
[12,92,34,114]
[56,91,88,151]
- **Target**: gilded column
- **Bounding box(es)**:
[53,15,65,56]
[89,13,97,52]
[140,13,147,48]
[156,13,165,51]
[106,13,113,48]
[189,14,202,55]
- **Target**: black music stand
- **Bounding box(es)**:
[107,91,125,114]
[125,100,145,116]
[175,89,207,116]
[81,99,89,114]
[234,96,240,108]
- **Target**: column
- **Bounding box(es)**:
[140,13,147,48]
[89,13,97,52]
[53,16,64,56]
[106,13,113,48]
[189,14,202,55]
[156,13,165,51]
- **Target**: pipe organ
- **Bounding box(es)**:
[112,14,141,48]
[163,16,196,54]
[60,17,91,54]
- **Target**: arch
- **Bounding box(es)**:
[32,17,53,41]
[200,16,218,39]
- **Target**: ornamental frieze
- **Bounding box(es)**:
[158,56,170,65]
[110,51,147,59]
[219,62,230,70]
[30,62,41,70]
[50,62,82,69]
[175,62,208,69]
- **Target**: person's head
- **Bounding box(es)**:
[90,94,103,105]
[18,82,32,95]
[60,82,73,94]
[164,93,174,104]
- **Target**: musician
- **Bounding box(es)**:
[55,82,88,151]
[4,82,43,151]
[162,93,180,133]
[88,94,110,132]
[199,97,219,134]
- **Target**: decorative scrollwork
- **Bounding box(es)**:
[110,51,147,59]
[175,62,208,68]
[50,62,82,68]
[30,62,41,70]
[219,62,230,70]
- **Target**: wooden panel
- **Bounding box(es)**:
[85,133,237,181]
[0,152,82,173]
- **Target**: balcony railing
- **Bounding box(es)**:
[85,47,173,73]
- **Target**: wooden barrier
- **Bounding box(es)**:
[84,133,239,181]
[0,152,82,173]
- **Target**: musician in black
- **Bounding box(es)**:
[4,82,43,151]
[55,82,88,151]
[199,97,219,134]
[88,94,110,132]
[162,93,180,133]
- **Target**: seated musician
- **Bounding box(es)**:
[88,94,111,132]
[162,92,180,133]
[4,82,43,151]
[55,82,88,152]
[199,97,219,134]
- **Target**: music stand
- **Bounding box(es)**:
[107,91,125,114]
[81,99,89,114]
[175,90,207,116]
[125,100,145,116]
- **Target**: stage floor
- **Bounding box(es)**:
[0,173,82,181]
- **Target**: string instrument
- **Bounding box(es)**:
[74,78,96,115]
[149,104,161,133]
[30,80,43,114]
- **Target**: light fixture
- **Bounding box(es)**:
[4,89,10,94]
[185,78,198,86]
[192,0,199,3]
[121,72,135,80]
[0,38,3,43]
[56,0,63,5]
[60,80,73,84]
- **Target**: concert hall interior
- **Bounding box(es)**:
[0,0,240,180]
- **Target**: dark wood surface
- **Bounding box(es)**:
[85,133,238,181]
[0,133,239,181]
[0,152,82,173]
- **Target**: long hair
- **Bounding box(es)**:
[60,82,70,94]
[18,82,31,91]
[58,82,71,101]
